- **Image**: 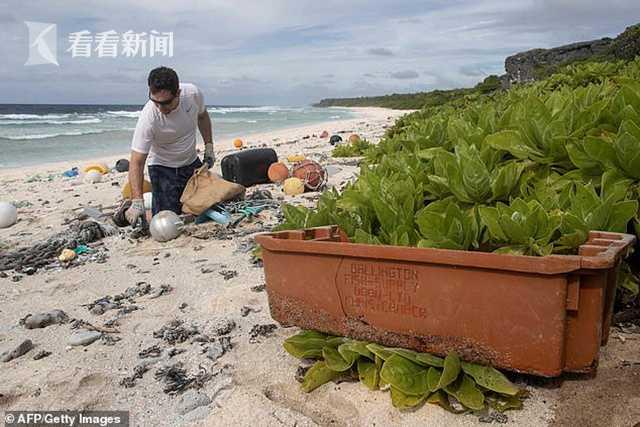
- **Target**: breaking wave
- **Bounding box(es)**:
[106,110,142,118]
[0,118,102,126]
[0,113,73,120]
[0,129,114,140]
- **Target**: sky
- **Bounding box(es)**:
[0,0,638,106]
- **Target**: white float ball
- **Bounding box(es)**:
[0,202,17,228]
[149,210,183,242]
[84,170,103,184]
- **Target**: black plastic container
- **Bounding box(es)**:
[221,148,278,187]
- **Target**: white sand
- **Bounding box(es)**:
[1,106,635,427]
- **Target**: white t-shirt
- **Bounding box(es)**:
[131,83,206,167]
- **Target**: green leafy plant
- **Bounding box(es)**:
[478,198,562,256]
[284,330,526,413]
[555,180,638,251]
[332,138,373,157]
[415,197,479,250]
[283,59,640,255]
[423,143,528,204]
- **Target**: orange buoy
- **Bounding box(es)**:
[268,162,289,183]
[233,138,244,149]
[349,134,361,144]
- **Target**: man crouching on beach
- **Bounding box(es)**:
[125,66,215,225]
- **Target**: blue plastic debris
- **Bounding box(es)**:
[63,167,79,178]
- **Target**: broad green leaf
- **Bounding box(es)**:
[283,330,330,359]
[461,362,520,396]
[357,358,379,390]
[380,354,430,396]
[602,170,632,202]
[478,206,507,241]
[427,367,441,392]
[608,200,639,232]
[458,144,491,202]
[485,130,536,160]
[446,162,473,204]
[615,120,640,179]
[339,340,374,361]
[326,337,347,347]
[366,343,395,361]
[436,352,461,390]
[390,386,426,409]
[582,136,617,168]
[376,355,389,388]
[491,162,526,201]
[390,348,425,365]
[444,374,485,411]
[390,348,443,368]
[500,213,528,244]
[301,361,341,392]
[416,198,478,250]
[567,143,602,174]
[281,204,311,229]
[323,346,355,372]
[415,352,445,368]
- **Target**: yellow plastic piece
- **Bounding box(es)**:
[83,163,109,175]
[58,248,77,262]
[287,154,306,163]
[283,177,305,196]
[122,180,153,199]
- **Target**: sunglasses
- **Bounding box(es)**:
[148,91,177,106]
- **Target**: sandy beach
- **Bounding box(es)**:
[1,107,638,427]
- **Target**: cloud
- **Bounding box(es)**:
[0,0,638,104]
[398,17,422,24]
[367,47,394,56]
[0,12,15,24]
[390,70,419,79]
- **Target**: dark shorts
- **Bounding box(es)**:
[148,158,202,216]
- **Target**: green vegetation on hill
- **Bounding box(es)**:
[314,87,477,110]
[314,75,501,110]
[314,75,504,110]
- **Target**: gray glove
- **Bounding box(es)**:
[204,143,215,168]
[125,199,145,225]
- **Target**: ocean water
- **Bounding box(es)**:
[0,104,353,168]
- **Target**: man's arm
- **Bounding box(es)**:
[128,150,148,200]
[124,150,148,225]
[198,111,213,145]
[198,111,215,167]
